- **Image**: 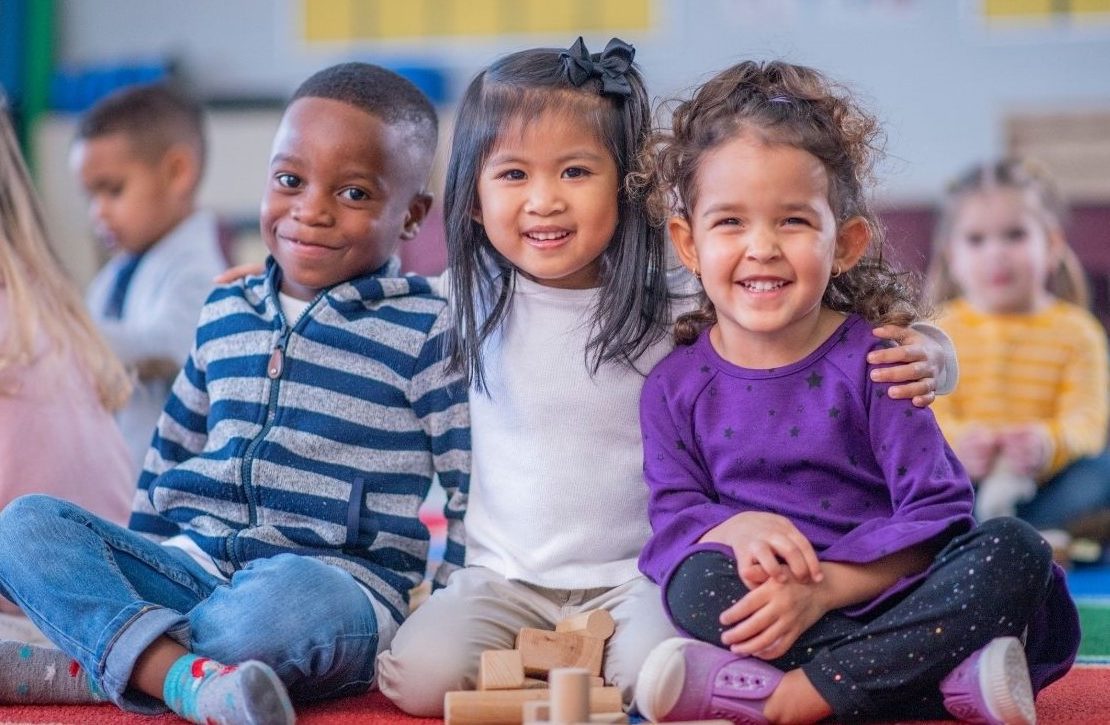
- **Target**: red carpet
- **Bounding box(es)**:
[0,665,1105,724]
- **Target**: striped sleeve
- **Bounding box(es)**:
[1044,313,1109,476]
[408,304,469,589]
[129,311,214,538]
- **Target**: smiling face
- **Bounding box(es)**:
[260,97,431,300]
[945,187,1057,314]
[669,134,869,365]
[474,110,620,290]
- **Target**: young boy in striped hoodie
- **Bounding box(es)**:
[0,62,467,725]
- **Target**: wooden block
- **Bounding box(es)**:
[642,721,731,725]
[523,710,628,724]
[522,709,631,724]
[479,649,525,691]
[517,627,605,677]
[549,668,589,723]
[555,609,616,640]
[522,674,599,687]
[443,687,622,725]
[522,700,550,724]
[586,712,629,723]
[408,579,430,612]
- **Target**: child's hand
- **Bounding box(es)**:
[133,357,181,383]
[956,427,999,480]
[997,425,1051,477]
[699,512,822,585]
[719,571,827,660]
[868,325,941,408]
[739,562,771,587]
[214,262,265,285]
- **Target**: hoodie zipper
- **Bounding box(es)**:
[226,290,325,566]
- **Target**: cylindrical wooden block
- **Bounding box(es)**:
[549,667,589,723]
[443,686,622,725]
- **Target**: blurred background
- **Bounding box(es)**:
[2,0,1109,326]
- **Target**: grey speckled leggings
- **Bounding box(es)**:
[665,517,1054,721]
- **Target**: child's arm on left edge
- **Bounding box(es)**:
[869,322,958,408]
[410,305,469,589]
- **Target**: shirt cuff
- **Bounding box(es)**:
[910,322,959,395]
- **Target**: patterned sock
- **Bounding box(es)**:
[162,653,295,725]
[0,641,105,703]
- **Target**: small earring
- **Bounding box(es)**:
[831,263,843,278]
[693,268,702,282]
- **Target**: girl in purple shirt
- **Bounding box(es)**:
[633,60,1078,725]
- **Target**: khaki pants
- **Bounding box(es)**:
[376,566,677,716]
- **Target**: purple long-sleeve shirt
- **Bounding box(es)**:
[638,315,975,613]
[638,314,1078,690]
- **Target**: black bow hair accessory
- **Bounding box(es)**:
[560,36,636,98]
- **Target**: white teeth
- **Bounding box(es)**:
[742,280,786,292]
[527,231,568,241]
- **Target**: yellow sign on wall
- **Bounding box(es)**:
[303,0,651,41]
[984,0,1110,21]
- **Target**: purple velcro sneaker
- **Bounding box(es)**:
[940,637,1036,725]
[635,637,784,724]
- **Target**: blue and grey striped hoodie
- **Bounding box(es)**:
[129,257,468,624]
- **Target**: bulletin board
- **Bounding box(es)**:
[982,0,1110,25]
[301,0,651,41]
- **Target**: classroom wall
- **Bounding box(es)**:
[28,0,1110,305]
[53,0,1110,201]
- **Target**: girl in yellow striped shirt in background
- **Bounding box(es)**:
[928,158,1110,559]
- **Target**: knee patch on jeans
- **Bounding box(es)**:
[664,550,750,644]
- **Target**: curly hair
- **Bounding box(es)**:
[634,60,923,345]
[926,157,1088,308]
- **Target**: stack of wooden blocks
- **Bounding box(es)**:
[442,608,731,725]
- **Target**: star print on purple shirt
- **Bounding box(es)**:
[638,314,976,614]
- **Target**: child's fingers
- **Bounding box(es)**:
[868,345,927,367]
[870,360,931,385]
[720,601,776,647]
[868,335,926,364]
[870,324,921,347]
[775,535,821,583]
[747,542,785,582]
[786,529,822,581]
[739,563,769,587]
[724,614,784,656]
[752,636,788,661]
[719,588,763,627]
[911,392,936,408]
[883,378,934,400]
[214,262,264,284]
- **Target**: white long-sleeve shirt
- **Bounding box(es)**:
[457,271,957,590]
[86,209,226,469]
[464,274,672,588]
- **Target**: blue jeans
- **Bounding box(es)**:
[0,495,379,713]
[1016,452,1110,530]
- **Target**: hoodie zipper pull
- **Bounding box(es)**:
[267,344,284,379]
